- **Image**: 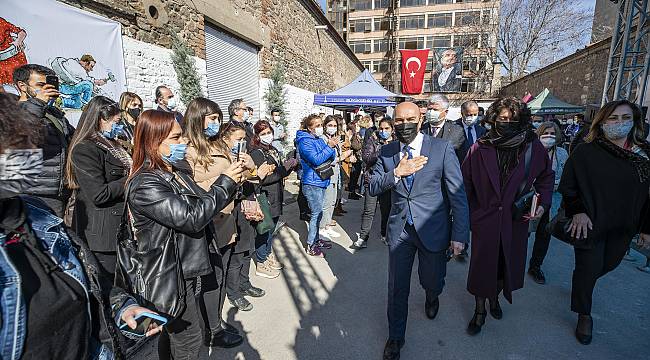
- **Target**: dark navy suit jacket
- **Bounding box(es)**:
[369,134,470,252]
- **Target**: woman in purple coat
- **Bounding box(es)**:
[462,97,555,335]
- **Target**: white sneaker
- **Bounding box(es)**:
[341,198,348,204]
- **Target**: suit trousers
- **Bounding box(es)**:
[571,233,630,314]
[359,190,391,240]
[388,223,447,340]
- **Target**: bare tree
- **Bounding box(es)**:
[499,0,592,83]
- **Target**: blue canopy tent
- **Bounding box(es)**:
[313,70,398,111]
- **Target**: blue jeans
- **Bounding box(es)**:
[256,216,279,262]
[302,184,325,247]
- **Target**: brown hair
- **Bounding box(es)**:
[119,92,143,122]
[301,114,322,130]
[585,99,644,144]
[183,97,223,170]
[484,96,531,126]
[129,110,176,181]
[0,93,43,153]
[213,122,246,159]
[250,120,274,151]
[536,121,563,144]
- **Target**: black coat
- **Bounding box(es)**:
[128,164,238,281]
[19,98,75,214]
[71,140,128,252]
[421,120,469,161]
[250,147,291,218]
[559,141,650,246]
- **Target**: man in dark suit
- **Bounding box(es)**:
[421,94,469,161]
[154,85,184,127]
[370,102,470,360]
[454,100,487,156]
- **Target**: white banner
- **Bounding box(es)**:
[1,0,126,115]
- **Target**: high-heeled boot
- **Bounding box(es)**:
[467,297,487,336]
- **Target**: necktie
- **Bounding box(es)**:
[402,145,414,225]
[467,126,474,145]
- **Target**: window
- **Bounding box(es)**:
[374,0,391,8]
[400,15,425,30]
[455,11,481,27]
[350,40,372,53]
[374,38,388,53]
[373,60,390,73]
[429,0,453,4]
[362,60,372,72]
[426,58,433,72]
[427,13,452,28]
[478,56,487,70]
[461,78,477,93]
[462,56,477,72]
[481,33,492,48]
[423,80,432,93]
[427,35,452,49]
[454,34,480,48]
[350,0,372,11]
[350,18,372,32]
[399,37,426,49]
[374,17,392,31]
[400,0,427,7]
[482,10,491,25]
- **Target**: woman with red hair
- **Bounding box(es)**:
[119,110,246,358]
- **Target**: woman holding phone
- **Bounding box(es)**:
[125,110,246,358]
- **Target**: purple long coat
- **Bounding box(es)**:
[462,139,554,302]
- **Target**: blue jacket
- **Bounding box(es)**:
[0,196,133,360]
[369,134,470,252]
[296,130,335,188]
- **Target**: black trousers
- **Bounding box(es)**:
[571,234,630,314]
[226,250,253,301]
[199,249,230,334]
[348,162,362,194]
[388,224,447,340]
[529,208,551,268]
[298,185,310,219]
[359,190,391,240]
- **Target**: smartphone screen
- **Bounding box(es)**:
[236,142,242,162]
[339,135,345,142]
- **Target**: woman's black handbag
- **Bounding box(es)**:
[313,160,334,180]
[114,185,186,319]
[547,208,594,249]
[512,144,535,220]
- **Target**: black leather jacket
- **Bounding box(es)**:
[19,98,75,199]
[127,164,238,281]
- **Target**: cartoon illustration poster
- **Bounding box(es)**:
[2,0,126,116]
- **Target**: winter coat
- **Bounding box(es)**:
[295,130,335,188]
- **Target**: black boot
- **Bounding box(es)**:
[488,297,503,320]
[528,266,547,284]
[467,297,487,336]
[575,314,593,345]
[206,328,244,348]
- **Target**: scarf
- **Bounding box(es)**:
[479,128,536,185]
[595,137,650,183]
[89,133,133,173]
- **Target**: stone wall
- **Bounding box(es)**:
[500,38,611,106]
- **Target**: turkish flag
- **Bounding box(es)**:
[400,49,430,95]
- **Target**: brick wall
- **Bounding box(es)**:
[500,39,611,106]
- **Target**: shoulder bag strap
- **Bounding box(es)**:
[515,143,533,198]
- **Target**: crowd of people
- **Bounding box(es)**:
[0,62,649,360]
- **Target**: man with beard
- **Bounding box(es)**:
[370,101,469,360]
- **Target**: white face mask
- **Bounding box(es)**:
[463,115,478,126]
[426,109,443,124]
[260,134,274,145]
[539,135,556,149]
[241,111,250,122]
[326,126,338,136]
[313,126,324,137]
[166,97,177,110]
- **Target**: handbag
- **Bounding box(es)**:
[114,183,186,319]
[313,159,334,180]
[254,192,275,235]
[547,207,594,249]
[512,143,535,220]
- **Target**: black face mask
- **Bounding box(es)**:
[494,121,522,138]
[394,122,419,144]
[127,108,142,120]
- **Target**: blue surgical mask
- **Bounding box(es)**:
[602,121,634,140]
[204,122,220,137]
[162,143,187,164]
[101,123,124,140]
[378,130,391,140]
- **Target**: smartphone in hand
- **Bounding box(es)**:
[529,193,540,217]
[119,312,167,338]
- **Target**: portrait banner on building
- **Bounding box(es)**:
[400,49,430,95]
[1,0,126,116]
[432,47,463,93]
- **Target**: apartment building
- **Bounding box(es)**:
[328,0,501,100]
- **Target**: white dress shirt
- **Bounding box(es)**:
[394,132,424,183]
[438,67,453,87]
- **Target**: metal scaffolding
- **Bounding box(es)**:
[381,0,400,93]
[602,0,650,106]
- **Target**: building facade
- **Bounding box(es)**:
[56,0,363,138]
[328,0,501,101]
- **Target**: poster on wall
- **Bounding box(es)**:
[431,47,463,92]
[1,0,126,124]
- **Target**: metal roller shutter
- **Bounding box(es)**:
[205,24,260,120]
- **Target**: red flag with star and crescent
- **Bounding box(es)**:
[400,49,430,95]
